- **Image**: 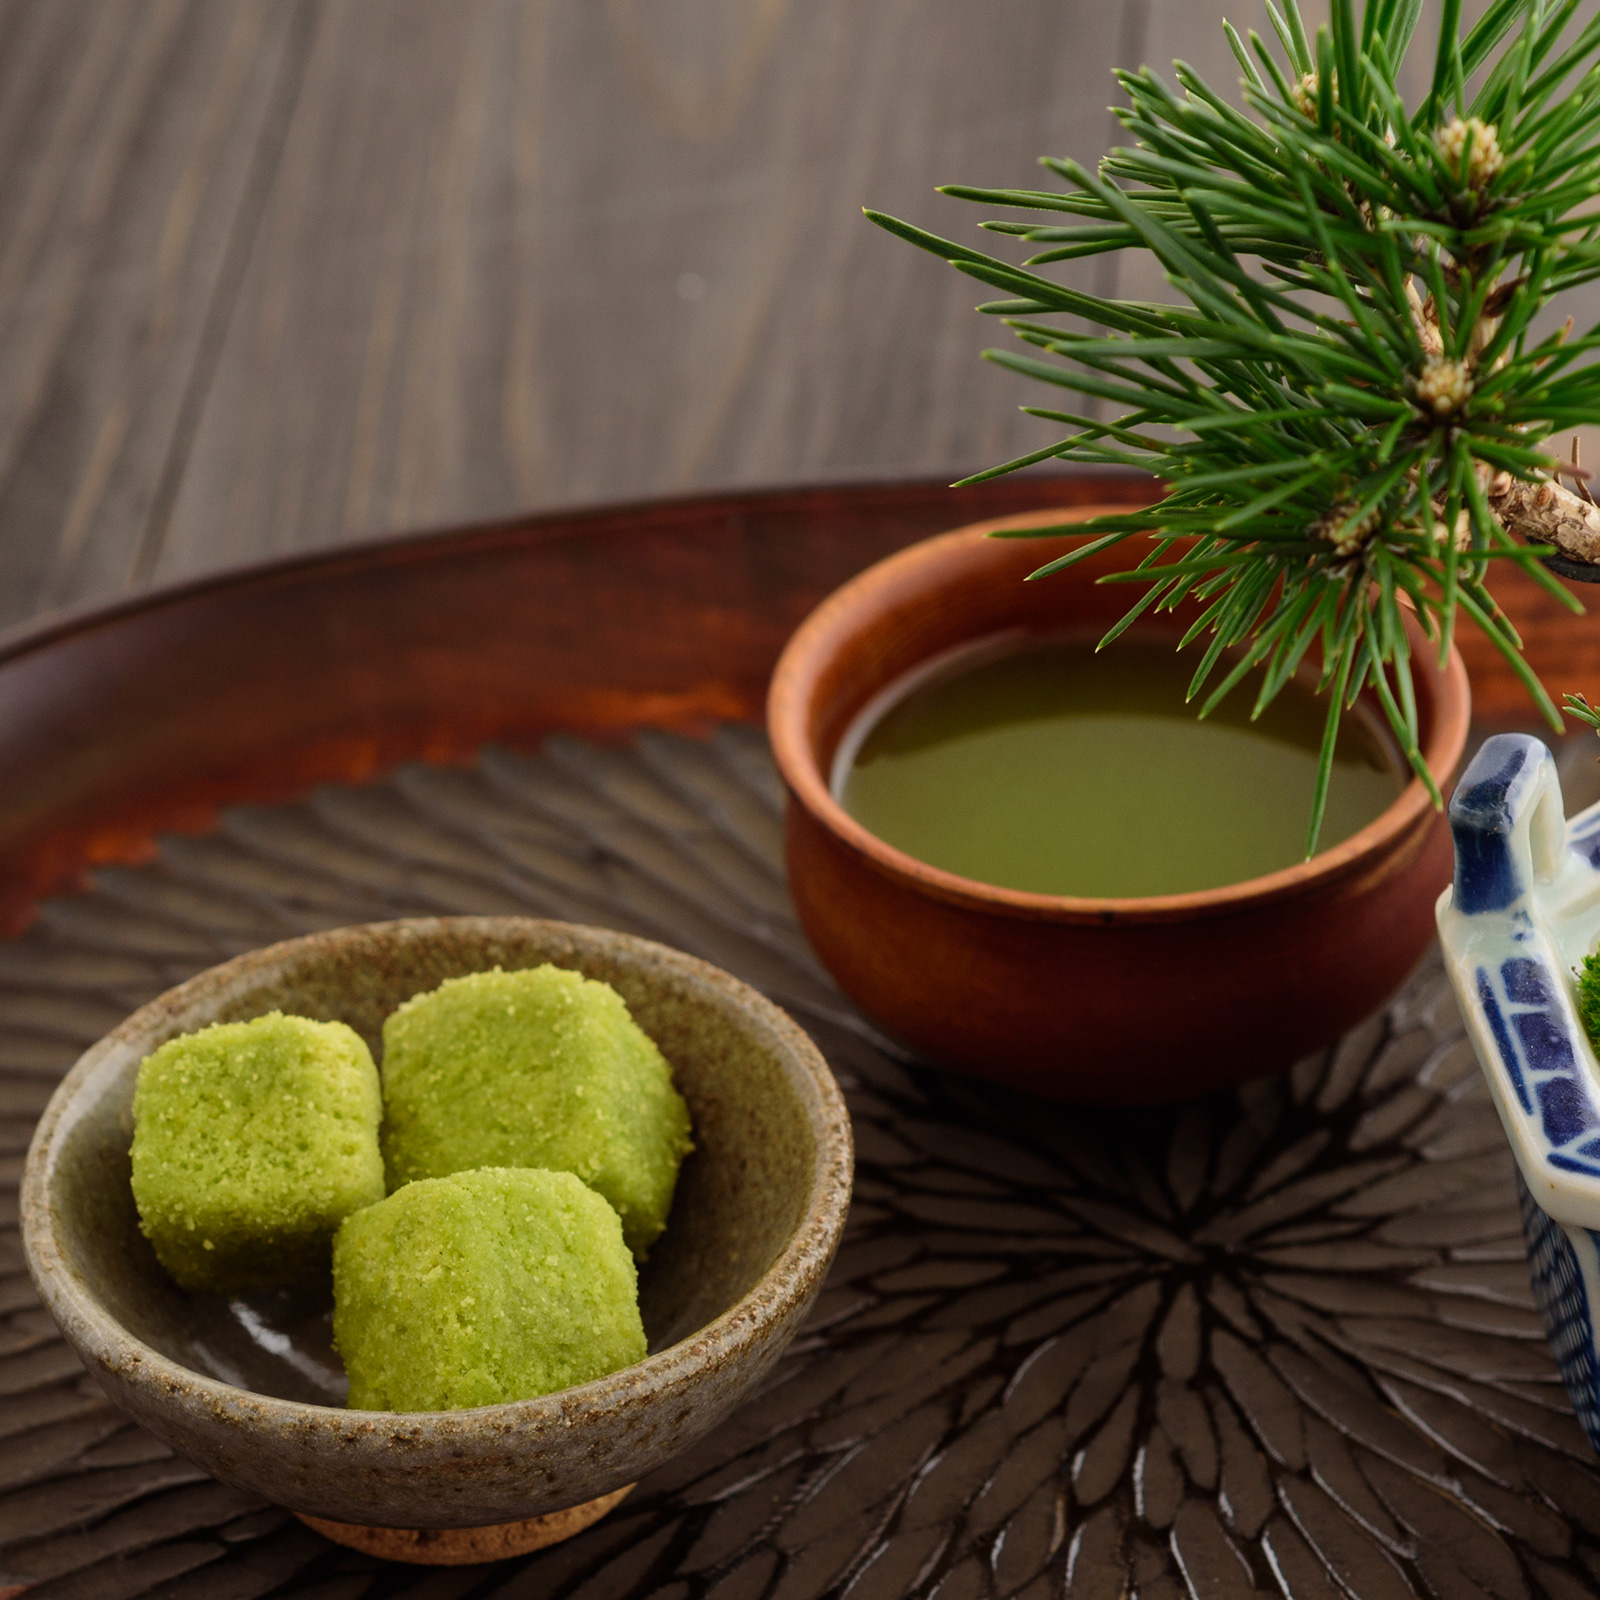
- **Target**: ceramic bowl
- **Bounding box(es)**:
[768,509,1471,1103]
[1437,735,1600,1452]
[21,916,853,1530]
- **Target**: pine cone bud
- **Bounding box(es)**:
[1436,117,1504,189]
[1315,504,1381,558]
[1415,358,1473,417]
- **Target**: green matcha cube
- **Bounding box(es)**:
[333,1166,646,1411]
[380,965,692,1258]
[130,1012,385,1293]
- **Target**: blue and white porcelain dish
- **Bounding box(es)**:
[1437,733,1600,1452]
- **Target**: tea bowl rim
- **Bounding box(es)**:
[768,506,1471,925]
[21,915,853,1460]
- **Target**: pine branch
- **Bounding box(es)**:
[868,0,1600,854]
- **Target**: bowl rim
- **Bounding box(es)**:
[767,507,1472,925]
[21,915,854,1443]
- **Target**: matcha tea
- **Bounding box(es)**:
[837,636,1404,897]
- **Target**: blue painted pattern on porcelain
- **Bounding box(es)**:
[1439,734,1600,1454]
[1448,737,1532,913]
[1475,968,1531,1113]
[1518,1175,1600,1452]
[1467,937,1600,1169]
[1573,810,1600,871]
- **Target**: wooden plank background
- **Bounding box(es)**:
[0,0,1593,638]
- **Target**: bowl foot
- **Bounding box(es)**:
[295,1484,633,1565]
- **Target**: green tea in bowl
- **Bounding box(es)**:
[768,518,1468,1095]
[836,633,1404,898]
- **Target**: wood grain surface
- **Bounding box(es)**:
[0,0,1126,631]
[3,0,1593,638]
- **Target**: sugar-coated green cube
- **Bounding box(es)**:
[380,965,692,1258]
[130,1012,385,1293]
[333,1166,646,1411]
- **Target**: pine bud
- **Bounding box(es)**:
[1415,357,1474,416]
[1315,504,1381,557]
[1291,73,1320,119]
[1436,117,1504,189]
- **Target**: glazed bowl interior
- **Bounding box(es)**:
[24,917,852,1525]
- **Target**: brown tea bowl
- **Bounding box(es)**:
[767,507,1471,1103]
[21,917,852,1533]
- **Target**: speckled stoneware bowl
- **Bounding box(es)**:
[21,916,853,1533]
[1437,736,1600,1452]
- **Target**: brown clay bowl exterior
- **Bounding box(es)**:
[767,508,1471,1103]
[21,917,853,1528]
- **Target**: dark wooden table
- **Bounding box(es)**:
[2,0,1596,641]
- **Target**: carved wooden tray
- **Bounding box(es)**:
[2,478,1599,1600]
